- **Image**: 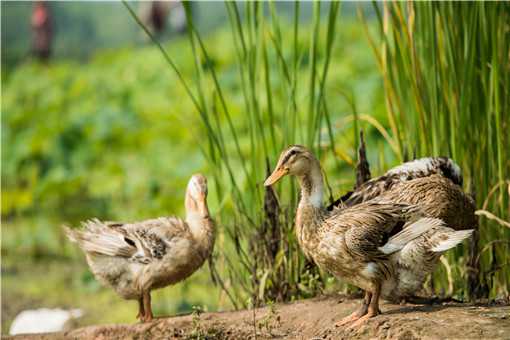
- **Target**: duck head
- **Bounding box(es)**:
[185,174,209,218]
[264,145,319,186]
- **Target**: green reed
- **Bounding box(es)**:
[124,1,343,306]
[362,2,509,299]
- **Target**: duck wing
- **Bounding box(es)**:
[328,157,463,210]
[64,217,189,264]
[326,202,439,262]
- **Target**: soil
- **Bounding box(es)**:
[4,295,510,340]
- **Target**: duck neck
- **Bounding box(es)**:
[297,162,324,209]
[295,159,325,254]
[185,201,215,259]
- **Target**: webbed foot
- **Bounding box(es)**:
[346,308,380,330]
[335,310,365,327]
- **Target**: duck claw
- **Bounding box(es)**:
[346,310,379,330]
[335,313,361,327]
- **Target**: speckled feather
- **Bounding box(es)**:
[302,202,432,292]
[329,157,464,209]
[71,217,190,263]
[375,175,477,231]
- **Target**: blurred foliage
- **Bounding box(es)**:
[0,1,365,74]
[1,2,139,72]
[1,15,381,224]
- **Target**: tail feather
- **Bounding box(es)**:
[63,222,134,257]
[431,229,473,252]
[379,217,444,255]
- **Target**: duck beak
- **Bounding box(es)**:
[264,167,288,186]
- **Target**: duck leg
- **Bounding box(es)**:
[347,283,381,329]
[142,291,154,322]
[335,291,372,327]
[136,297,145,321]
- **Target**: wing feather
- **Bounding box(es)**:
[327,202,422,261]
[64,217,189,264]
[328,157,463,209]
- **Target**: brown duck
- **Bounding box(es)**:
[265,146,474,328]
[65,174,215,322]
[330,154,478,301]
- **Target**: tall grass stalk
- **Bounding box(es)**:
[362,2,509,299]
[123,0,508,306]
[124,1,342,306]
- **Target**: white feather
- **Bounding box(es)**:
[447,159,462,180]
[387,158,436,175]
[187,175,206,200]
[386,157,462,183]
[362,262,378,278]
[309,186,323,208]
[379,217,444,254]
[431,229,473,252]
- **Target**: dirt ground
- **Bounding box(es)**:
[5,295,510,340]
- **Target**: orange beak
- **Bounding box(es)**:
[264,167,288,186]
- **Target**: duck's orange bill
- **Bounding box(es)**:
[264,168,288,186]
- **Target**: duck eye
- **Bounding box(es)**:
[289,150,297,156]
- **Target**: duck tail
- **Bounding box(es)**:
[63,220,134,257]
[431,229,474,253]
[379,217,444,255]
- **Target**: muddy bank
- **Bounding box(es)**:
[5,295,510,339]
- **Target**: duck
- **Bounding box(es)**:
[331,150,478,301]
[64,174,214,322]
[264,145,473,327]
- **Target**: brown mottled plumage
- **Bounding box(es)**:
[265,146,473,328]
[372,175,476,300]
[375,175,476,231]
[65,174,214,322]
[329,156,464,209]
